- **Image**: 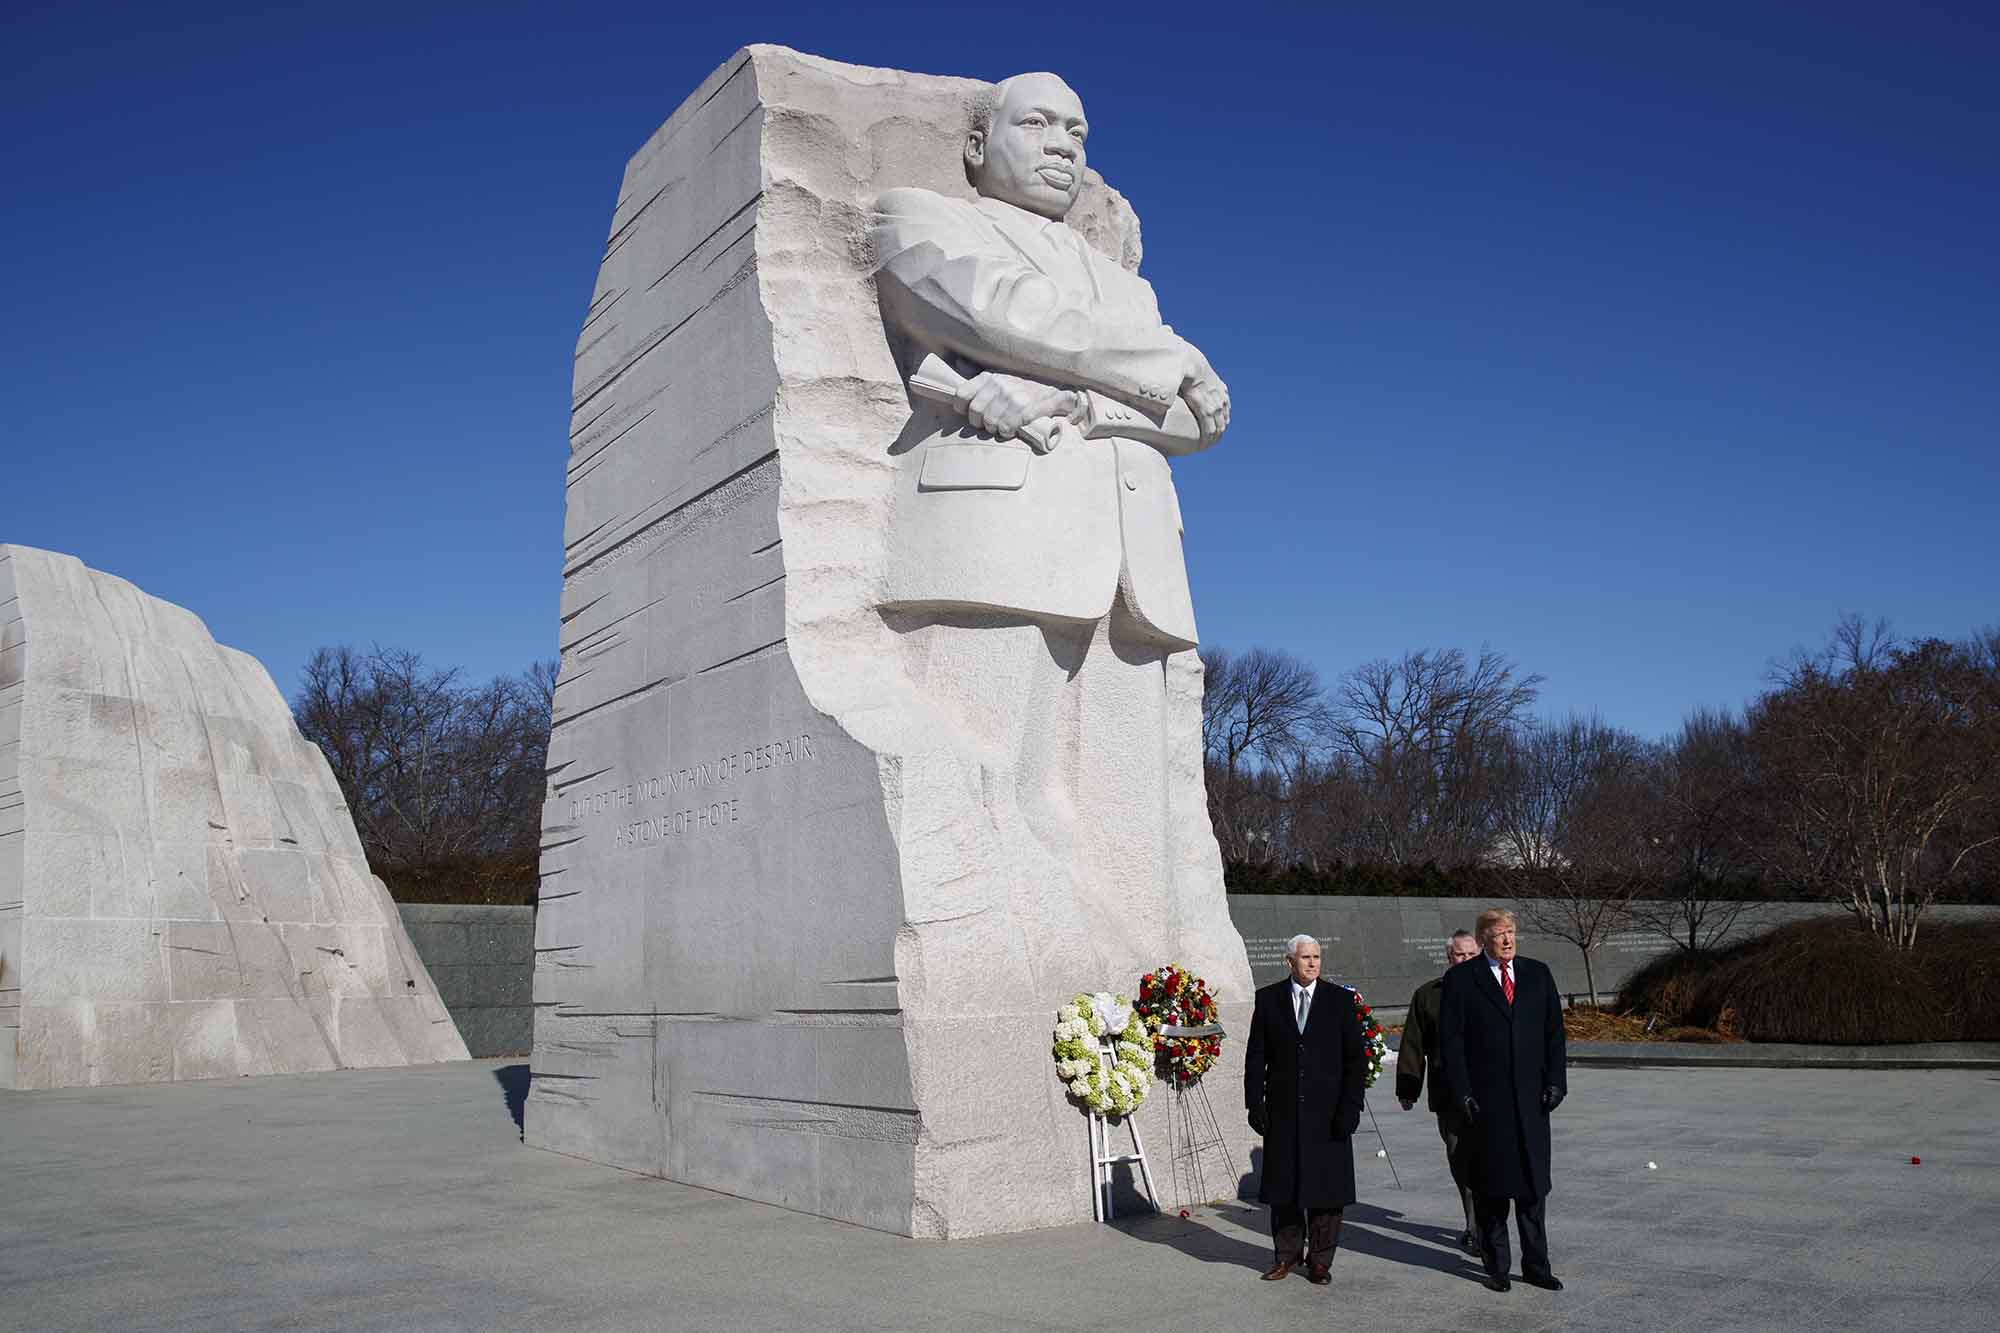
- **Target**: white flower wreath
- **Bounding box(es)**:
[1051,991,1154,1119]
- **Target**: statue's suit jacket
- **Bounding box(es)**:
[870,187,1206,648]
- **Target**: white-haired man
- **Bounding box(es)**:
[1244,933,1365,1286]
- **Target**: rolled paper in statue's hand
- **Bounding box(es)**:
[906,354,1058,453]
[909,353,1205,457]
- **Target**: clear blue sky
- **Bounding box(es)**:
[6,2,1995,738]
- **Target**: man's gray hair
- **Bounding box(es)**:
[1450,929,1476,944]
[1284,933,1320,961]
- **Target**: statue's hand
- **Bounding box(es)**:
[1178,343,1231,445]
[957,372,1077,442]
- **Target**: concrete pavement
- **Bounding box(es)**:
[4,1059,1994,1330]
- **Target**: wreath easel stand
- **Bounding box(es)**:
[1087,1033,1159,1221]
[1157,1021,1233,1210]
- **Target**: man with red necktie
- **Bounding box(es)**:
[1440,907,1568,1294]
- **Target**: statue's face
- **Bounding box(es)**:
[968,74,1087,220]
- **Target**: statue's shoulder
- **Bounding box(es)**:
[873,186,976,221]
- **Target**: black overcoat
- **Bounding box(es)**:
[1243,977,1366,1208]
[1439,954,1567,1200]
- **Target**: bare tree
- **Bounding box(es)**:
[1748,618,2000,947]
[1504,716,1651,1001]
[1628,707,1757,951]
[294,646,555,903]
[1325,647,1543,867]
[1200,647,1327,865]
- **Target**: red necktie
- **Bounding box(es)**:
[1500,962,1515,1005]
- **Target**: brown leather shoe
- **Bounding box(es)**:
[1307,1262,1332,1285]
[1261,1260,1300,1281]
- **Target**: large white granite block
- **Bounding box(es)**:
[0,544,469,1089]
[528,46,1254,1237]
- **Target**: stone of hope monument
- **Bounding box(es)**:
[529,46,1255,1237]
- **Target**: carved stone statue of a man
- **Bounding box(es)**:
[869,71,1233,961]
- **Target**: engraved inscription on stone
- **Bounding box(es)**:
[564,732,817,850]
[1403,934,1456,966]
[1244,934,1343,970]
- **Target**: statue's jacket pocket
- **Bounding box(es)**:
[915,441,1032,492]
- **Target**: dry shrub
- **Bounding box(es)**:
[1686,919,1948,1043]
[1912,920,2000,1040]
[1614,947,1723,1022]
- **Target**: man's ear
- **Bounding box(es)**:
[965,129,986,169]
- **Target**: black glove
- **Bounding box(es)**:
[1541,1086,1565,1113]
[1335,1114,1360,1139]
[1461,1096,1480,1124]
[1248,1104,1268,1137]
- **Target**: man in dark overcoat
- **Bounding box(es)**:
[1440,907,1568,1293]
[1244,933,1366,1286]
[1397,927,1484,1251]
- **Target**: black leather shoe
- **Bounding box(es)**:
[1307,1262,1331,1286]
[1458,1231,1481,1255]
[1484,1275,1511,1292]
[1521,1273,1564,1291]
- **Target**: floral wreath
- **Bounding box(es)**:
[1345,985,1388,1089]
[1051,992,1154,1119]
[1134,962,1224,1085]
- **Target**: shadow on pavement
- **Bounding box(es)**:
[1348,1200,1468,1251]
[494,1064,530,1139]
[1118,1201,1272,1273]
[1341,1202,1485,1280]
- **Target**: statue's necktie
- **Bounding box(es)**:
[1501,963,1515,1005]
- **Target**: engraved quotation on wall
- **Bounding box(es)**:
[564,733,818,850]
[1243,935,1345,971]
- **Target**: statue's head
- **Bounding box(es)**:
[965,72,1087,221]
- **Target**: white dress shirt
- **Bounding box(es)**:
[1291,978,1318,1031]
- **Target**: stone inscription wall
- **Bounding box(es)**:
[562,733,817,849]
[1232,895,2000,1008]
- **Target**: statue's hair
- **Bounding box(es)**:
[1475,908,1517,941]
[1284,933,1320,962]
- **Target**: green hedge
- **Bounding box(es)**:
[1221,860,1997,904]
[1222,861,1776,901]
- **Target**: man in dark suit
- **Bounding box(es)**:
[1440,908,1568,1294]
[1397,927,1484,1252]
[1244,933,1366,1286]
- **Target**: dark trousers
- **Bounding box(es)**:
[1270,1205,1345,1264]
[1436,1110,1477,1233]
[1473,1193,1551,1280]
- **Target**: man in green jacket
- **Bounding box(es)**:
[1398,929,1483,1252]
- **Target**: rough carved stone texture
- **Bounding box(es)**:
[0,545,467,1089]
[530,46,1254,1237]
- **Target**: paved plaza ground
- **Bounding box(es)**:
[5,1059,1995,1331]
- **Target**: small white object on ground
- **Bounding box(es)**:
[1376,1149,1387,1158]
[1647,1161,1659,1170]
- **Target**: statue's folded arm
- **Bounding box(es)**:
[871,189,1185,411]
